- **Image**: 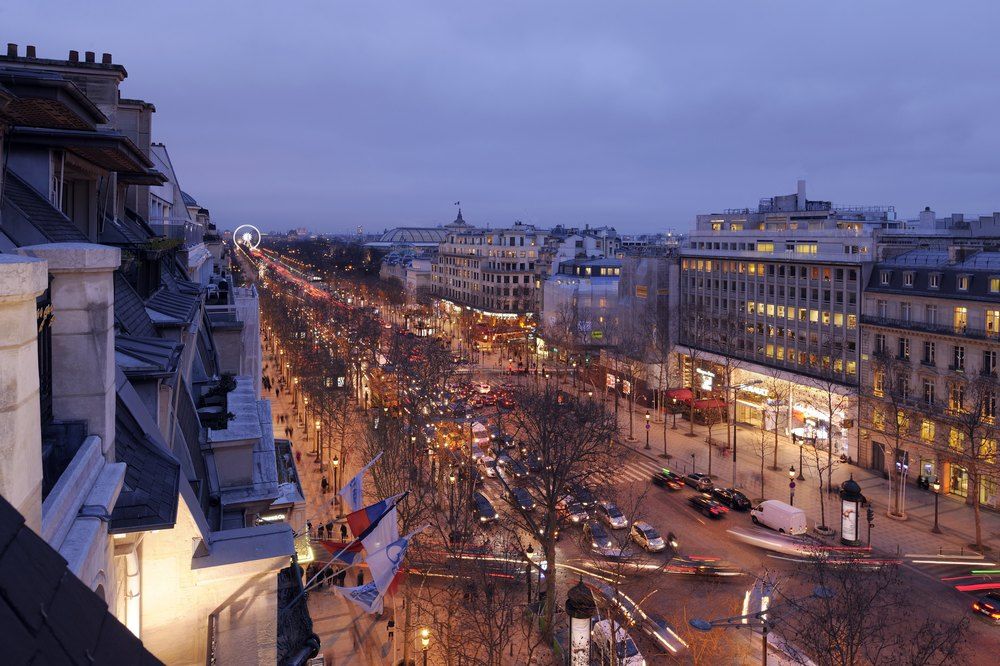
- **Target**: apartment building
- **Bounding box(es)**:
[541,257,623,347]
[678,181,900,459]
[431,216,548,316]
[0,45,314,664]
[860,245,1000,509]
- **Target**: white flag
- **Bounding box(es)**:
[361,505,399,555]
[338,451,383,512]
[367,526,427,600]
[335,580,384,614]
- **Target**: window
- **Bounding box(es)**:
[926,304,938,325]
[929,273,941,289]
[958,275,971,291]
[923,380,936,406]
[991,277,1000,294]
[949,384,965,411]
[923,341,936,365]
[949,428,966,452]
[987,310,1000,336]
[880,271,891,285]
[847,314,857,329]
[874,333,886,353]
[897,337,910,361]
[904,272,914,287]
[873,370,885,397]
[920,420,935,442]
[756,241,774,252]
[876,300,887,317]
[954,307,968,333]
[984,350,997,375]
[953,345,965,372]
[900,302,912,321]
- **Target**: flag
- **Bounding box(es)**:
[335,580,384,614]
[338,452,382,512]
[317,539,364,565]
[361,505,398,555]
[346,493,404,549]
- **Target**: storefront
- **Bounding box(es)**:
[735,384,769,428]
[790,401,850,459]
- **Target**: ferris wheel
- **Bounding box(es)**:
[233,224,262,250]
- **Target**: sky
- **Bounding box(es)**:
[3,1,1000,234]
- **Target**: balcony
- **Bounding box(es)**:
[862,315,1000,341]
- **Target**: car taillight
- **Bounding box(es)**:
[973,602,981,611]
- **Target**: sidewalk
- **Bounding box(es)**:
[565,377,1000,557]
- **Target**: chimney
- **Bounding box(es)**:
[796,179,807,211]
[6,43,17,57]
[69,50,79,62]
[101,52,112,64]
[25,45,36,58]
[84,51,95,63]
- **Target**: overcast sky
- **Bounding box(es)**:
[4,1,1000,233]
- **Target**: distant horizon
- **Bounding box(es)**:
[5,1,1000,234]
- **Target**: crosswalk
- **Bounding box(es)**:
[595,456,667,486]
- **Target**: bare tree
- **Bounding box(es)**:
[762,370,791,471]
[803,375,853,532]
[677,302,713,437]
[866,349,914,518]
[775,559,968,666]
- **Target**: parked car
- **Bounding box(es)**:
[504,486,536,512]
[688,494,728,519]
[651,469,684,490]
[630,521,666,552]
[972,592,1000,624]
[566,483,598,508]
[596,501,629,529]
[711,487,752,511]
[472,492,498,525]
[496,454,529,479]
[591,619,645,666]
[683,472,714,492]
[750,500,807,535]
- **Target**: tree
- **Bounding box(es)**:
[941,373,1000,551]
[866,349,914,518]
[804,374,853,532]
[495,384,621,641]
[762,370,791,471]
[677,302,713,437]
[775,559,968,666]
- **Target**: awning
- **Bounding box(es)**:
[665,388,694,403]
[694,398,726,410]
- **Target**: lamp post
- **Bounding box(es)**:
[690,452,696,475]
[931,480,942,534]
[525,544,535,603]
[332,455,340,495]
[788,466,796,505]
[420,627,430,666]
[303,396,309,441]
[645,411,651,450]
[315,419,322,465]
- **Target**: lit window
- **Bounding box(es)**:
[958,275,970,291]
[991,277,1000,293]
[921,420,935,442]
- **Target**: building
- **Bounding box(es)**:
[541,257,623,347]
[860,243,1000,509]
[0,44,315,664]
[431,215,549,316]
[677,181,899,459]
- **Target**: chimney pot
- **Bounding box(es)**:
[6,43,17,57]
[101,52,112,64]
[85,51,95,63]
[25,45,36,58]
[69,50,79,62]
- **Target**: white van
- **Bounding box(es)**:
[750,500,807,535]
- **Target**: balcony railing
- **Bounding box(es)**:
[150,217,204,247]
[862,314,1000,341]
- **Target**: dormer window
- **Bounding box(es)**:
[880,270,891,285]
[903,272,914,287]
[958,275,971,291]
[929,273,941,289]
[990,277,1000,294]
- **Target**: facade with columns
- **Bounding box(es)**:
[0,44,314,663]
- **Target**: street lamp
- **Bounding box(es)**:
[332,455,340,494]
[525,544,535,603]
[931,480,942,534]
[788,466,796,505]
[420,627,430,666]
[644,411,651,450]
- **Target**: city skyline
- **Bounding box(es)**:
[4,1,1000,233]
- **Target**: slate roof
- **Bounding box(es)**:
[113,272,159,338]
[180,190,198,207]
[2,168,88,243]
[110,396,180,534]
[146,288,200,325]
[0,494,163,665]
[101,208,157,247]
[115,335,183,378]
[160,261,202,296]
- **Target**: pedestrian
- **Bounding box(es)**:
[307,520,313,536]
[387,619,394,641]
[326,521,334,539]
[356,570,364,587]
[340,523,348,541]
[295,450,301,464]
[289,426,294,437]
[321,477,329,494]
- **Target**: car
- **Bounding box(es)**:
[505,486,536,512]
[472,492,498,525]
[651,469,684,490]
[630,521,666,552]
[497,455,529,479]
[591,619,646,666]
[468,443,485,461]
[711,487,752,511]
[590,583,689,659]
[688,493,728,518]
[596,501,629,529]
[684,472,714,492]
[973,592,1000,624]
[498,397,515,410]
[557,497,589,525]
[478,455,498,477]
[567,483,598,508]
[474,382,491,394]
[583,520,615,555]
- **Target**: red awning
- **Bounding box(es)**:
[694,398,726,410]
[665,388,694,403]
